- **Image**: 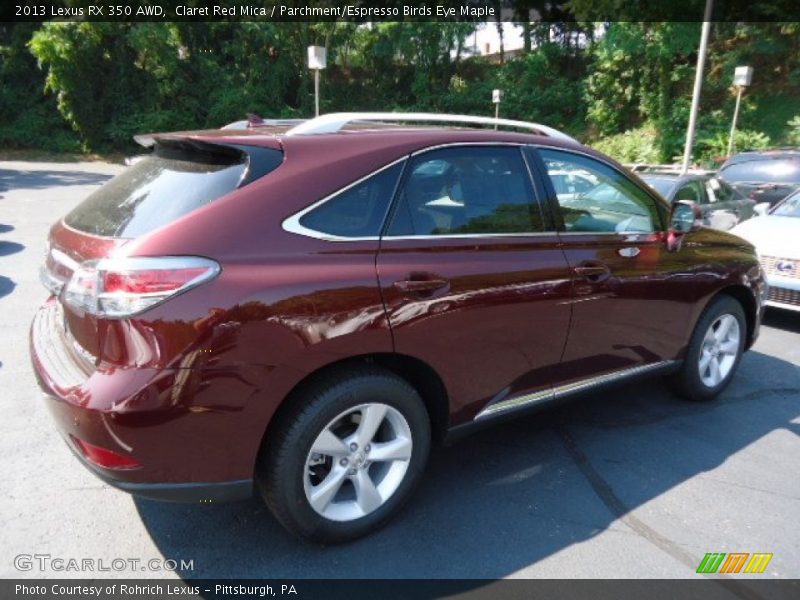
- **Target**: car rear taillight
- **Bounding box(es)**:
[71,435,141,470]
[63,256,219,318]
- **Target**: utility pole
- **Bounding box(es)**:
[680,0,714,174]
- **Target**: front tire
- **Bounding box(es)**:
[669,295,746,402]
[256,366,431,543]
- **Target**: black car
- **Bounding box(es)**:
[719,149,800,207]
[640,172,756,231]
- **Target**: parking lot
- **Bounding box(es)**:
[1,160,799,580]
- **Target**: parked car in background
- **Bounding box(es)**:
[31,112,765,543]
[732,189,800,312]
[640,171,756,231]
[719,149,800,207]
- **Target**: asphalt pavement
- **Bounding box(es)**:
[1,161,798,580]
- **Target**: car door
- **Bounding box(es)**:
[377,145,573,423]
[530,146,694,387]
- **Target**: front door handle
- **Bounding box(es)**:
[574,262,611,283]
[393,276,449,294]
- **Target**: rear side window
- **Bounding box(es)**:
[297,162,403,238]
[722,158,800,184]
[65,143,280,238]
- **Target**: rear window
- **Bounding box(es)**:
[721,157,800,184]
[64,143,281,237]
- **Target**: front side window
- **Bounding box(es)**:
[675,181,706,204]
[538,149,661,233]
[298,162,403,237]
[706,177,735,203]
[386,146,542,236]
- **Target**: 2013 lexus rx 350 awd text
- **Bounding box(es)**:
[30,113,766,543]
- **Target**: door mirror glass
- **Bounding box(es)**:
[670,200,700,233]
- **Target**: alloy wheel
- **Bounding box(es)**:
[698,313,741,387]
[303,403,413,522]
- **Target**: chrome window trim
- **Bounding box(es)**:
[474,360,677,420]
[282,142,554,242]
[281,157,408,242]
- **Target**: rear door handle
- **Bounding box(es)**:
[393,277,449,294]
[574,263,611,283]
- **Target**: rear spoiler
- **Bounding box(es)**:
[132,135,284,186]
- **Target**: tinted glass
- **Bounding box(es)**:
[706,177,736,203]
[387,146,541,236]
[721,157,800,184]
[539,149,660,233]
[298,162,403,237]
[675,181,705,204]
[64,145,264,237]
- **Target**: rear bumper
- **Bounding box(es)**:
[30,298,264,498]
[63,436,253,502]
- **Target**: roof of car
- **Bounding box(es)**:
[722,148,800,167]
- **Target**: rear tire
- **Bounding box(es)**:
[669,295,746,402]
[256,365,431,543]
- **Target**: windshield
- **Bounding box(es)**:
[641,177,675,197]
[771,192,800,218]
[721,157,800,184]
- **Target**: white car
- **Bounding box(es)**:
[731,191,800,312]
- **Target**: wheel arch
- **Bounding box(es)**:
[258,353,451,462]
[714,284,759,350]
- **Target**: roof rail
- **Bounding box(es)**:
[285,112,577,143]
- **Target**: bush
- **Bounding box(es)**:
[787,115,800,146]
[592,125,661,163]
[695,129,771,163]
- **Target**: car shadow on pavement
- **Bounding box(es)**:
[763,308,800,334]
[0,168,113,192]
[135,350,800,580]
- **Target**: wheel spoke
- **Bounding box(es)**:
[355,404,387,447]
[719,339,739,356]
[311,429,350,457]
[715,315,734,343]
[699,349,713,374]
[352,469,383,515]
[708,356,722,385]
[308,467,347,513]
[368,437,412,462]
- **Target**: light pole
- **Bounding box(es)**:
[307,46,327,117]
[727,66,753,156]
[680,0,714,174]
[492,89,502,128]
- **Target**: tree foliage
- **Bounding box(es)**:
[0,20,797,162]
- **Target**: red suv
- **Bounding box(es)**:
[31,113,765,542]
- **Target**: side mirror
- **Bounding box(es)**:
[753,202,770,217]
[667,200,702,251]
